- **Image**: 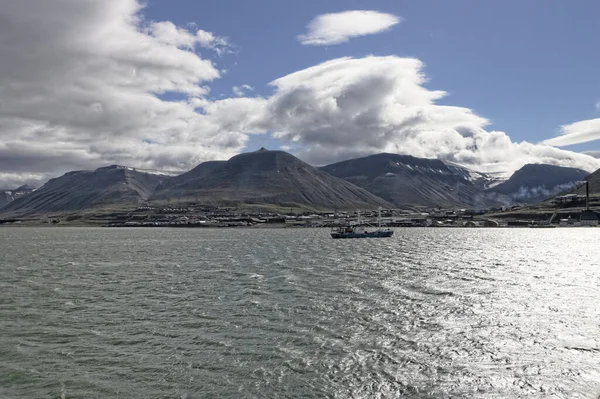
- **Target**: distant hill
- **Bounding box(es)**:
[321,153,497,208]
[443,163,505,190]
[0,191,12,208]
[564,167,600,197]
[0,185,37,208]
[9,152,583,217]
[0,166,168,216]
[153,149,390,210]
[487,164,588,203]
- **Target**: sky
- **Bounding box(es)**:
[1,0,600,187]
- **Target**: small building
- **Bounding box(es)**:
[580,210,599,227]
[559,216,581,227]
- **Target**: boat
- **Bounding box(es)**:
[528,223,556,228]
[331,225,394,238]
[528,212,557,228]
[331,209,394,239]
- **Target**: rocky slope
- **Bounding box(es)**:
[5,152,584,217]
[321,153,498,208]
[0,166,168,216]
[0,191,12,208]
[561,167,600,197]
[487,164,588,203]
[0,185,37,208]
[156,160,225,191]
[153,149,390,210]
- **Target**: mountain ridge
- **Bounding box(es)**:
[0,185,37,208]
[152,149,390,210]
[321,153,499,208]
[1,165,168,216]
[4,151,596,218]
[156,160,226,192]
[487,163,588,203]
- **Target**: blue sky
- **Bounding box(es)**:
[2,0,600,187]
[143,0,600,153]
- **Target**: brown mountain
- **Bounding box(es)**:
[321,153,498,208]
[0,185,36,208]
[152,149,390,210]
[571,167,600,196]
[487,164,588,203]
[155,160,226,191]
[0,166,168,216]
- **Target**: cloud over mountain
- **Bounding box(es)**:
[0,0,245,187]
[584,151,600,158]
[298,10,401,46]
[1,1,599,188]
[201,56,600,176]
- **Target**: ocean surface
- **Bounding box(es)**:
[1,227,599,398]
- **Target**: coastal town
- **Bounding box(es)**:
[102,196,598,229]
[106,205,487,228]
[1,181,597,228]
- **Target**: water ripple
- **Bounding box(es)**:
[1,227,599,398]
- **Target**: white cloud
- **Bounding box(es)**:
[232,84,254,97]
[147,21,196,49]
[147,21,230,53]
[583,150,600,159]
[196,29,232,56]
[541,118,600,147]
[526,100,600,149]
[0,0,245,187]
[199,56,600,176]
[196,29,219,47]
[298,10,401,46]
[0,1,598,189]
[0,172,45,190]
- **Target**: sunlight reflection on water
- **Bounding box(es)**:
[1,227,599,398]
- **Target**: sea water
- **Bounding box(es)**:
[1,227,599,398]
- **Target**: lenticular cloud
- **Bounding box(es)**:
[542,118,600,147]
[201,56,600,176]
[0,1,598,189]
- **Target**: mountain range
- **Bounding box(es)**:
[0,185,36,208]
[320,153,498,208]
[1,149,598,218]
[565,167,600,197]
[486,164,588,203]
[152,149,390,210]
[0,166,166,216]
